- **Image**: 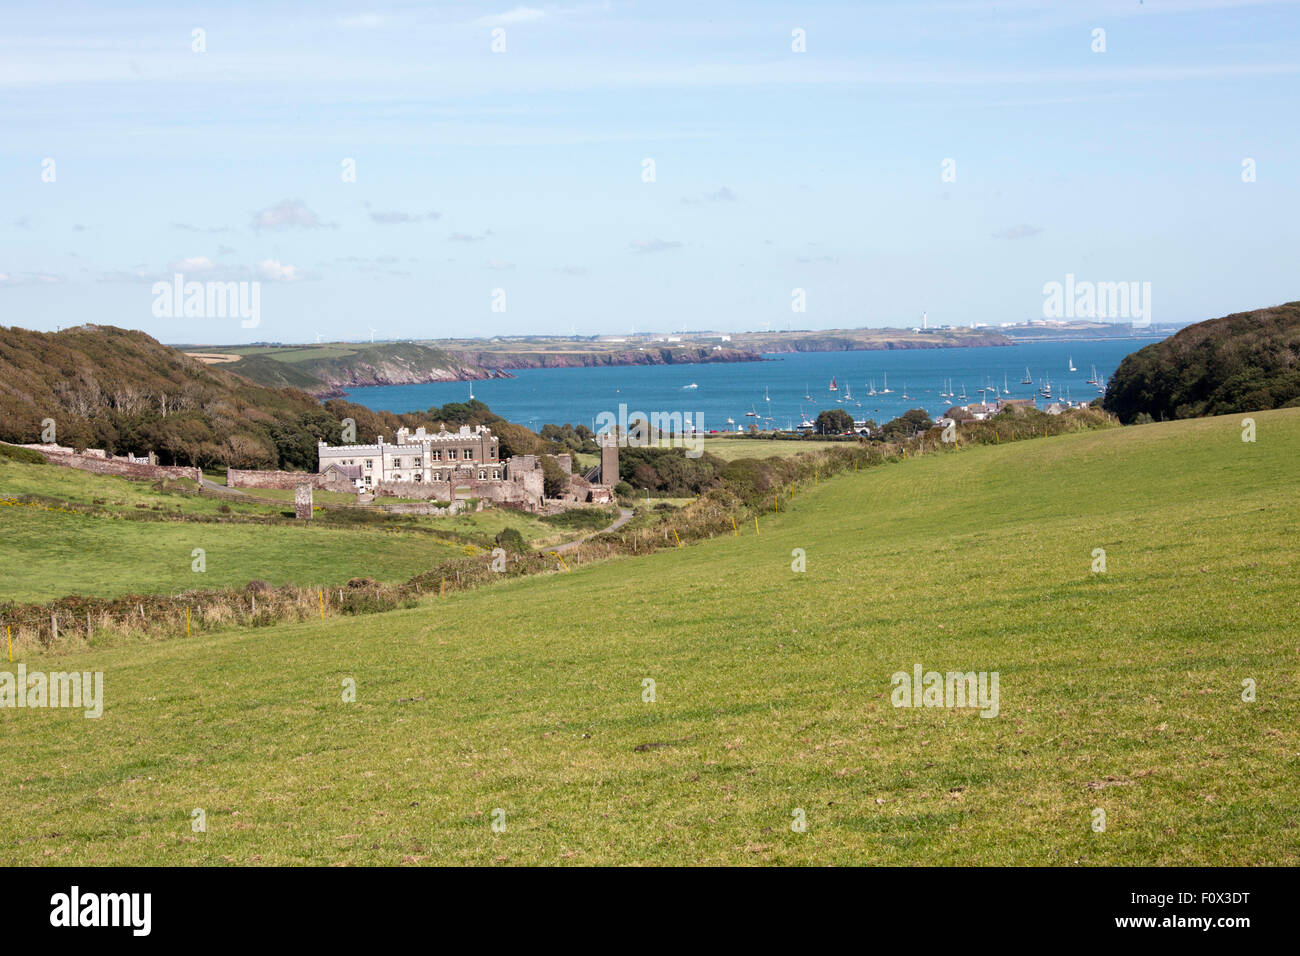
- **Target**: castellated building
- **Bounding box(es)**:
[318,424,504,488]
[314,423,614,512]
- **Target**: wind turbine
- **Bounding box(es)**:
[368,326,377,343]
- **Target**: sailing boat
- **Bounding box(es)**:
[828,377,838,392]
[881,373,892,394]
[745,404,759,418]
[901,381,911,401]
[804,383,812,400]
[1002,374,1010,395]
[1021,366,1033,385]
[1039,374,1052,398]
[1086,365,1099,386]
[940,379,953,399]
[844,383,854,402]
[959,382,968,400]
[764,386,771,403]
[868,379,877,396]
[1068,357,1077,372]
[469,381,475,400]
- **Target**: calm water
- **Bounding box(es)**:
[343,339,1154,431]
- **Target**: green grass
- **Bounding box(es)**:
[0,499,465,601]
[700,436,841,460]
[3,409,1297,865]
[0,459,595,600]
[235,485,362,506]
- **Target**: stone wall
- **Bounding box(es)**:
[227,469,354,492]
[372,480,450,501]
[25,446,200,483]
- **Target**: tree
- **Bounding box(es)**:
[494,527,527,553]
[539,454,568,498]
[815,409,854,434]
[880,408,933,441]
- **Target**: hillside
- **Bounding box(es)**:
[5,408,1296,865]
[0,454,596,602]
[193,327,1036,397]
[1103,301,1300,423]
[0,326,551,467]
[217,342,510,396]
[207,341,763,394]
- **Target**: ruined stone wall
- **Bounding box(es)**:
[372,480,452,501]
[227,470,353,492]
[31,448,200,483]
[376,471,545,511]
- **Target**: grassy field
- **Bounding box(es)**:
[0,496,463,602]
[0,461,587,601]
[3,409,1297,865]
[698,436,842,460]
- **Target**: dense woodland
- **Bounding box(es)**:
[0,325,553,468]
[1104,302,1300,423]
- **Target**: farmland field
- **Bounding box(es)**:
[2,409,1297,865]
[0,461,586,601]
[698,436,845,460]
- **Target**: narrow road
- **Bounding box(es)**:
[199,477,249,495]
[552,507,633,554]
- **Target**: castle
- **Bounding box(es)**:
[312,423,616,512]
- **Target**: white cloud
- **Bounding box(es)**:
[251,199,331,231]
[0,271,62,286]
[167,256,217,273]
[256,259,305,281]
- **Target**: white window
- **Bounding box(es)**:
[462,448,472,460]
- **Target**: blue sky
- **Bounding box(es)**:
[2,0,1297,343]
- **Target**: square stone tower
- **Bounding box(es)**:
[600,435,619,487]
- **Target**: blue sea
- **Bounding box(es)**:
[342,339,1155,431]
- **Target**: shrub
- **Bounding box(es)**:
[0,443,46,465]
[494,527,528,552]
